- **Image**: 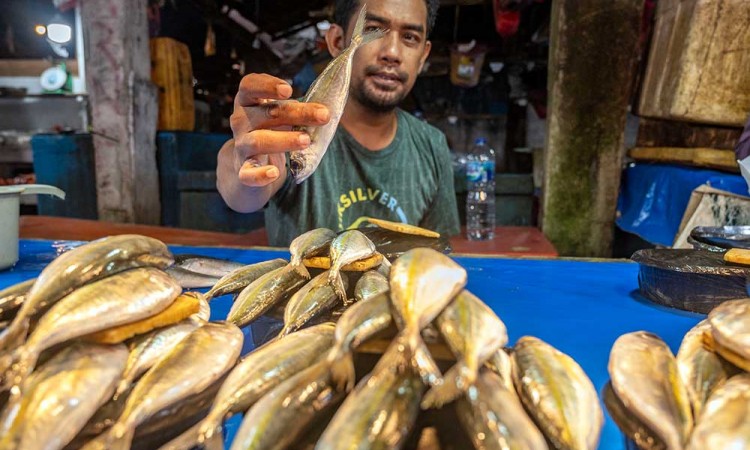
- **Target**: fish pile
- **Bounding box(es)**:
[604,298,750,449]
[0,222,602,450]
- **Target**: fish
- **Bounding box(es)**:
[114,319,204,399]
[389,248,467,385]
[327,230,377,302]
[70,371,225,450]
[608,331,692,450]
[0,234,173,351]
[676,319,736,419]
[484,348,514,392]
[315,335,424,450]
[277,271,348,338]
[172,254,246,278]
[327,292,394,391]
[422,290,508,409]
[456,370,548,450]
[289,228,337,278]
[513,336,603,450]
[226,266,307,328]
[161,323,336,450]
[4,268,181,391]
[707,298,750,372]
[0,342,128,450]
[82,322,243,450]
[353,270,389,303]
[686,373,750,450]
[602,382,667,450]
[205,259,287,300]
[165,266,221,289]
[229,357,345,450]
[0,278,35,323]
[289,5,387,183]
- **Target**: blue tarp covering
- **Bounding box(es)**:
[2,239,704,450]
[616,162,748,246]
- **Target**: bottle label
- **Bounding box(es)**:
[484,161,495,182]
[466,161,483,182]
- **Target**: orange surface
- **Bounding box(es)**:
[449,226,558,257]
[20,216,557,257]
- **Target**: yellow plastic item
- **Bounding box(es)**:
[303,253,384,271]
[87,292,201,344]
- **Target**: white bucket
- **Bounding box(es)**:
[0,185,66,270]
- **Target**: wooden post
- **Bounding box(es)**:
[542,0,644,257]
[80,0,160,224]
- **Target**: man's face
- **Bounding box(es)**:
[344,0,431,113]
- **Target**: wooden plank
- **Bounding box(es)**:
[629,146,739,172]
[0,59,79,77]
[636,117,742,149]
[638,0,750,126]
[80,0,160,224]
[542,0,644,257]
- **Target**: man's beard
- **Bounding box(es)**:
[349,66,410,113]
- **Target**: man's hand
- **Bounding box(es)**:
[230,73,330,187]
[217,73,330,213]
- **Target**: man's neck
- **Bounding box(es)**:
[340,100,398,151]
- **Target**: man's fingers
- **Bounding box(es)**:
[253,102,330,129]
[235,129,311,159]
[236,73,293,106]
[238,163,280,187]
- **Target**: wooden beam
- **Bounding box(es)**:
[636,117,742,150]
[80,0,160,224]
[542,0,644,257]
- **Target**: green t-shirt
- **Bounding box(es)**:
[265,109,460,247]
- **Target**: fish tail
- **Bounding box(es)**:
[420,362,474,409]
[160,419,203,450]
[204,286,217,301]
[290,260,311,280]
[331,270,348,303]
[351,5,387,47]
[328,348,356,392]
[407,329,442,386]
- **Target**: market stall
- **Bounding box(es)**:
[0,238,700,449]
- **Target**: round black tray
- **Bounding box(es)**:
[631,249,748,314]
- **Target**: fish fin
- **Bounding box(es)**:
[2,347,37,393]
[420,362,474,409]
[79,422,130,450]
[409,331,442,387]
[328,350,356,393]
[113,375,134,401]
[0,320,28,353]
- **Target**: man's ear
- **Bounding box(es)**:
[326,24,346,58]
[418,40,432,74]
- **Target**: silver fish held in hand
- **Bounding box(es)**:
[289,5,387,183]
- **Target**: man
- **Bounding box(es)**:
[217,0,460,246]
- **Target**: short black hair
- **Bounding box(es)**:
[334,0,439,37]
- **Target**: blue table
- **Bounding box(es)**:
[3,239,703,450]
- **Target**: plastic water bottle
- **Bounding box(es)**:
[466,137,496,240]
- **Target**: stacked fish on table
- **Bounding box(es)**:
[0,223,603,450]
[604,298,750,449]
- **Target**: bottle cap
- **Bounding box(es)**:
[474,137,487,145]
[447,115,458,125]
